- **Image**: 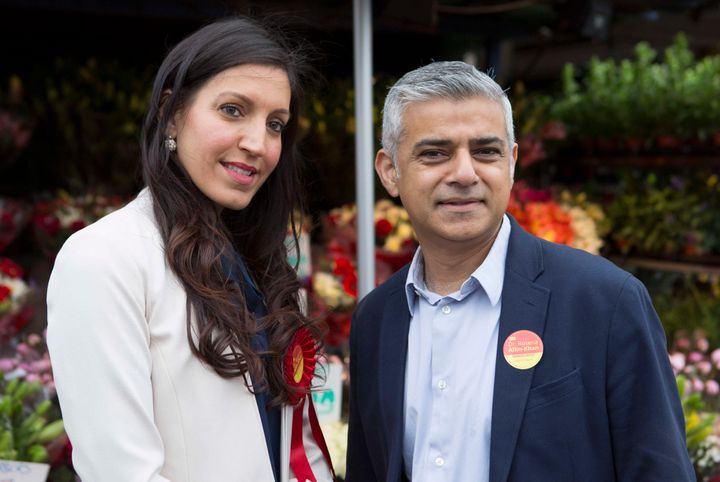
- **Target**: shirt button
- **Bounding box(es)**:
[435,456,445,467]
[441,305,451,314]
[438,379,447,390]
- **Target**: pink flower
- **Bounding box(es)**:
[688,351,703,364]
[0,358,16,372]
[705,380,720,396]
[697,361,713,375]
[711,349,720,367]
[27,333,42,346]
[16,343,30,356]
[25,373,40,383]
[692,378,705,393]
[668,353,686,373]
[676,337,691,350]
[29,359,51,372]
[696,337,710,353]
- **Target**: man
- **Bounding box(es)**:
[345,61,694,482]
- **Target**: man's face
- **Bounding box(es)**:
[375,95,517,252]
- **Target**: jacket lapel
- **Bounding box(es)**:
[489,217,550,482]
[378,273,412,482]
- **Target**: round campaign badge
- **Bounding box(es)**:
[503,329,544,370]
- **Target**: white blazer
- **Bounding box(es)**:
[47,189,332,482]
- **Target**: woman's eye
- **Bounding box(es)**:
[267,120,286,133]
[220,104,242,117]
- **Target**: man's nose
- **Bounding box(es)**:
[448,151,479,185]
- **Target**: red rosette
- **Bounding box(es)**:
[285,327,337,481]
[284,327,318,406]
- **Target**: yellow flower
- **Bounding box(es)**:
[396,223,414,240]
[384,235,403,252]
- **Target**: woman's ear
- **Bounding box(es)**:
[159,89,177,137]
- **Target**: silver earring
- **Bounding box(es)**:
[165,136,177,152]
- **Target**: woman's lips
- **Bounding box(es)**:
[221,162,256,185]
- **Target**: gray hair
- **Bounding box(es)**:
[381,61,515,163]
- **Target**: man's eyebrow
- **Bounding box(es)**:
[413,138,453,150]
[470,136,505,146]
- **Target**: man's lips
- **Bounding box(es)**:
[437,198,482,206]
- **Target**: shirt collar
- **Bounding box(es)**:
[404,214,512,314]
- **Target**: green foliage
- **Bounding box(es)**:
[606,171,720,257]
[0,374,64,463]
[678,376,716,449]
[512,82,553,138]
[677,376,720,479]
[651,273,720,350]
[552,33,720,143]
[29,57,153,193]
[299,75,395,209]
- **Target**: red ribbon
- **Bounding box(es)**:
[285,328,336,482]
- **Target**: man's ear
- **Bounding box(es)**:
[375,149,400,198]
[510,142,518,182]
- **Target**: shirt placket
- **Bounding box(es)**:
[427,297,454,478]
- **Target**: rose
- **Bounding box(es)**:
[0,258,23,278]
[0,284,10,303]
[375,218,393,238]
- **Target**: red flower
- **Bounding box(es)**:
[0,284,10,302]
[0,211,14,225]
[325,312,352,346]
[333,256,358,298]
[539,120,567,141]
[0,258,23,278]
[375,218,393,238]
[342,273,358,298]
[33,213,60,237]
[333,256,355,278]
[69,219,86,232]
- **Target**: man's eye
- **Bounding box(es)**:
[420,150,445,158]
[475,148,501,156]
[220,104,242,117]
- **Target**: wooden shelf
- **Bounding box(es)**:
[580,154,720,168]
[610,256,720,276]
[550,148,720,169]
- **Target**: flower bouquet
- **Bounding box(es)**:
[0,258,33,341]
[0,332,55,396]
[32,191,125,258]
[311,201,417,347]
[669,331,720,410]
[0,196,31,252]
[508,182,607,255]
[373,199,416,272]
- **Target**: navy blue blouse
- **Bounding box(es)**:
[227,256,281,482]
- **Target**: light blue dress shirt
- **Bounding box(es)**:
[402,215,511,482]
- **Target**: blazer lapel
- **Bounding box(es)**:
[378,280,412,482]
[489,217,551,482]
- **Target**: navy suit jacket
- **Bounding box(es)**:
[346,216,695,482]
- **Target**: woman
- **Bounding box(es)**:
[47,17,333,482]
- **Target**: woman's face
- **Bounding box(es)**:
[169,64,291,211]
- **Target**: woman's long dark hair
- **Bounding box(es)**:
[140,16,322,406]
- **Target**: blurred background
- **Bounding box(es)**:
[1,1,719,480]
